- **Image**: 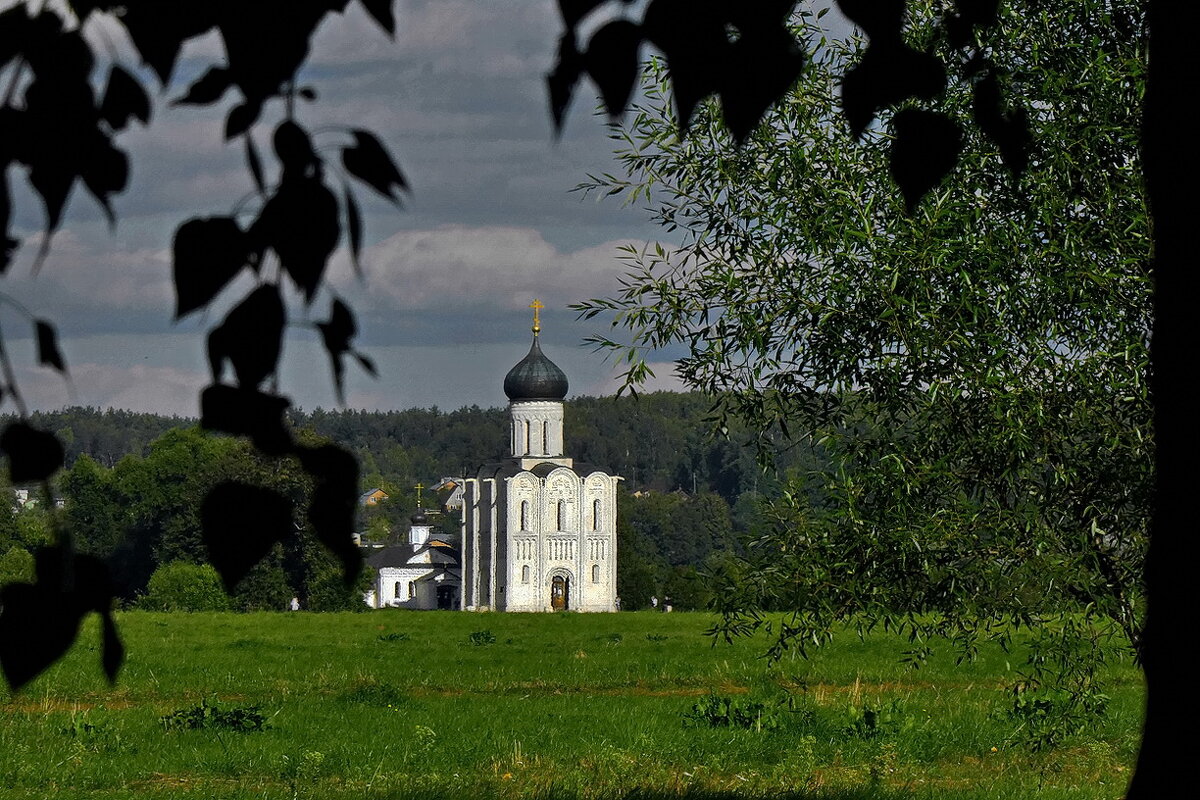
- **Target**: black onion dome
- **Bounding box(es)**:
[504,336,568,400]
[410,510,428,525]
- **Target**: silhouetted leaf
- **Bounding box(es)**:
[945,0,1000,48]
[584,20,642,121]
[836,0,905,39]
[642,0,728,131]
[34,319,66,373]
[547,31,584,133]
[251,177,340,302]
[317,299,357,404]
[0,549,118,691]
[200,384,294,456]
[119,3,218,86]
[841,42,946,138]
[889,108,962,214]
[297,444,361,587]
[206,284,286,388]
[225,100,263,140]
[719,24,805,143]
[297,85,318,101]
[100,612,123,684]
[28,149,74,237]
[99,65,151,131]
[173,217,251,318]
[0,5,31,66]
[344,185,363,278]
[0,422,64,483]
[202,482,295,592]
[80,134,129,226]
[972,71,1032,177]
[273,120,318,174]
[354,351,378,377]
[1,168,16,275]
[359,0,396,36]
[341,130,407,204]
[0,583,79,692]
[245,133,267,197]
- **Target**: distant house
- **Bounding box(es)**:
[433,478,464,511]
[359,488,389,507]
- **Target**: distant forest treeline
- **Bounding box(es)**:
[6,395,827,610]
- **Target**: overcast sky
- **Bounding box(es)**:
[5,0,846,417]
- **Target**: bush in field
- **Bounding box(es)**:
[160,698,267,732]
[231,559,293,612]
[683,692,782,731]
[140,561,230,612]
[0,546,33,586]
[306,562,374,612]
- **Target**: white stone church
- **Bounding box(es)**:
[458,304,620,612]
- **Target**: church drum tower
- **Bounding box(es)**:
[458,301,620,612]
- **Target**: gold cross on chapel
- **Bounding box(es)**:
[530,299,544,334]
[414,482,424,506]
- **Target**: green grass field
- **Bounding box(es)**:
[0,611,1142,799]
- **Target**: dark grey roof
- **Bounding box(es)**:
[366,543,460,569]
[503,335,568,401]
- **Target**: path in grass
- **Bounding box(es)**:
[0,611,1142,799]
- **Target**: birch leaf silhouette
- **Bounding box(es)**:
[200,384,294,457]
[0,422,64,483]
[341,129,408,204]
[99,64,151,131]
[206,284,285,388]
[202,482,295,593]
[172,216,251,319]
[297,443,362,587]
[0,550,121,692]
[34,319,67,373]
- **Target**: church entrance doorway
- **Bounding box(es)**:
[436,585,456,610]
[550,575,569,610]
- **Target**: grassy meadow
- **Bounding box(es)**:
[0,611,1141,799]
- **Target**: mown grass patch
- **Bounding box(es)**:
[0,611,1141,799]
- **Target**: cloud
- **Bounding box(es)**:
[343,225,641,310]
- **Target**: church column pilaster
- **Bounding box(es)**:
[487,477,498,610]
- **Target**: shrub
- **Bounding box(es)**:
[468,629,496,646]
[160,698,268,732]
[0,546,33,585]
[140,561,230,612]
[683,693,782,731]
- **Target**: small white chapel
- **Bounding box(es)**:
[364,506,462,610]
[458,301,620,612]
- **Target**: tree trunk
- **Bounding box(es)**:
[1128,1,1197,795]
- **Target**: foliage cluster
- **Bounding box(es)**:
[576,0,1148,745]
[0,0,406,692]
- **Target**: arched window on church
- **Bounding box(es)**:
[520,500,529,530]
[592,564,600,583]
[394,581,401,599]
[524,420,531,454]
[542,420,549,453]
[557,500,566,530]
[522,565,530,583]
[593,499,601,530]
[408,581,416,599]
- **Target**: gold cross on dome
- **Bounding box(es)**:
[530,299,544,334]
[414,482,424,505]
